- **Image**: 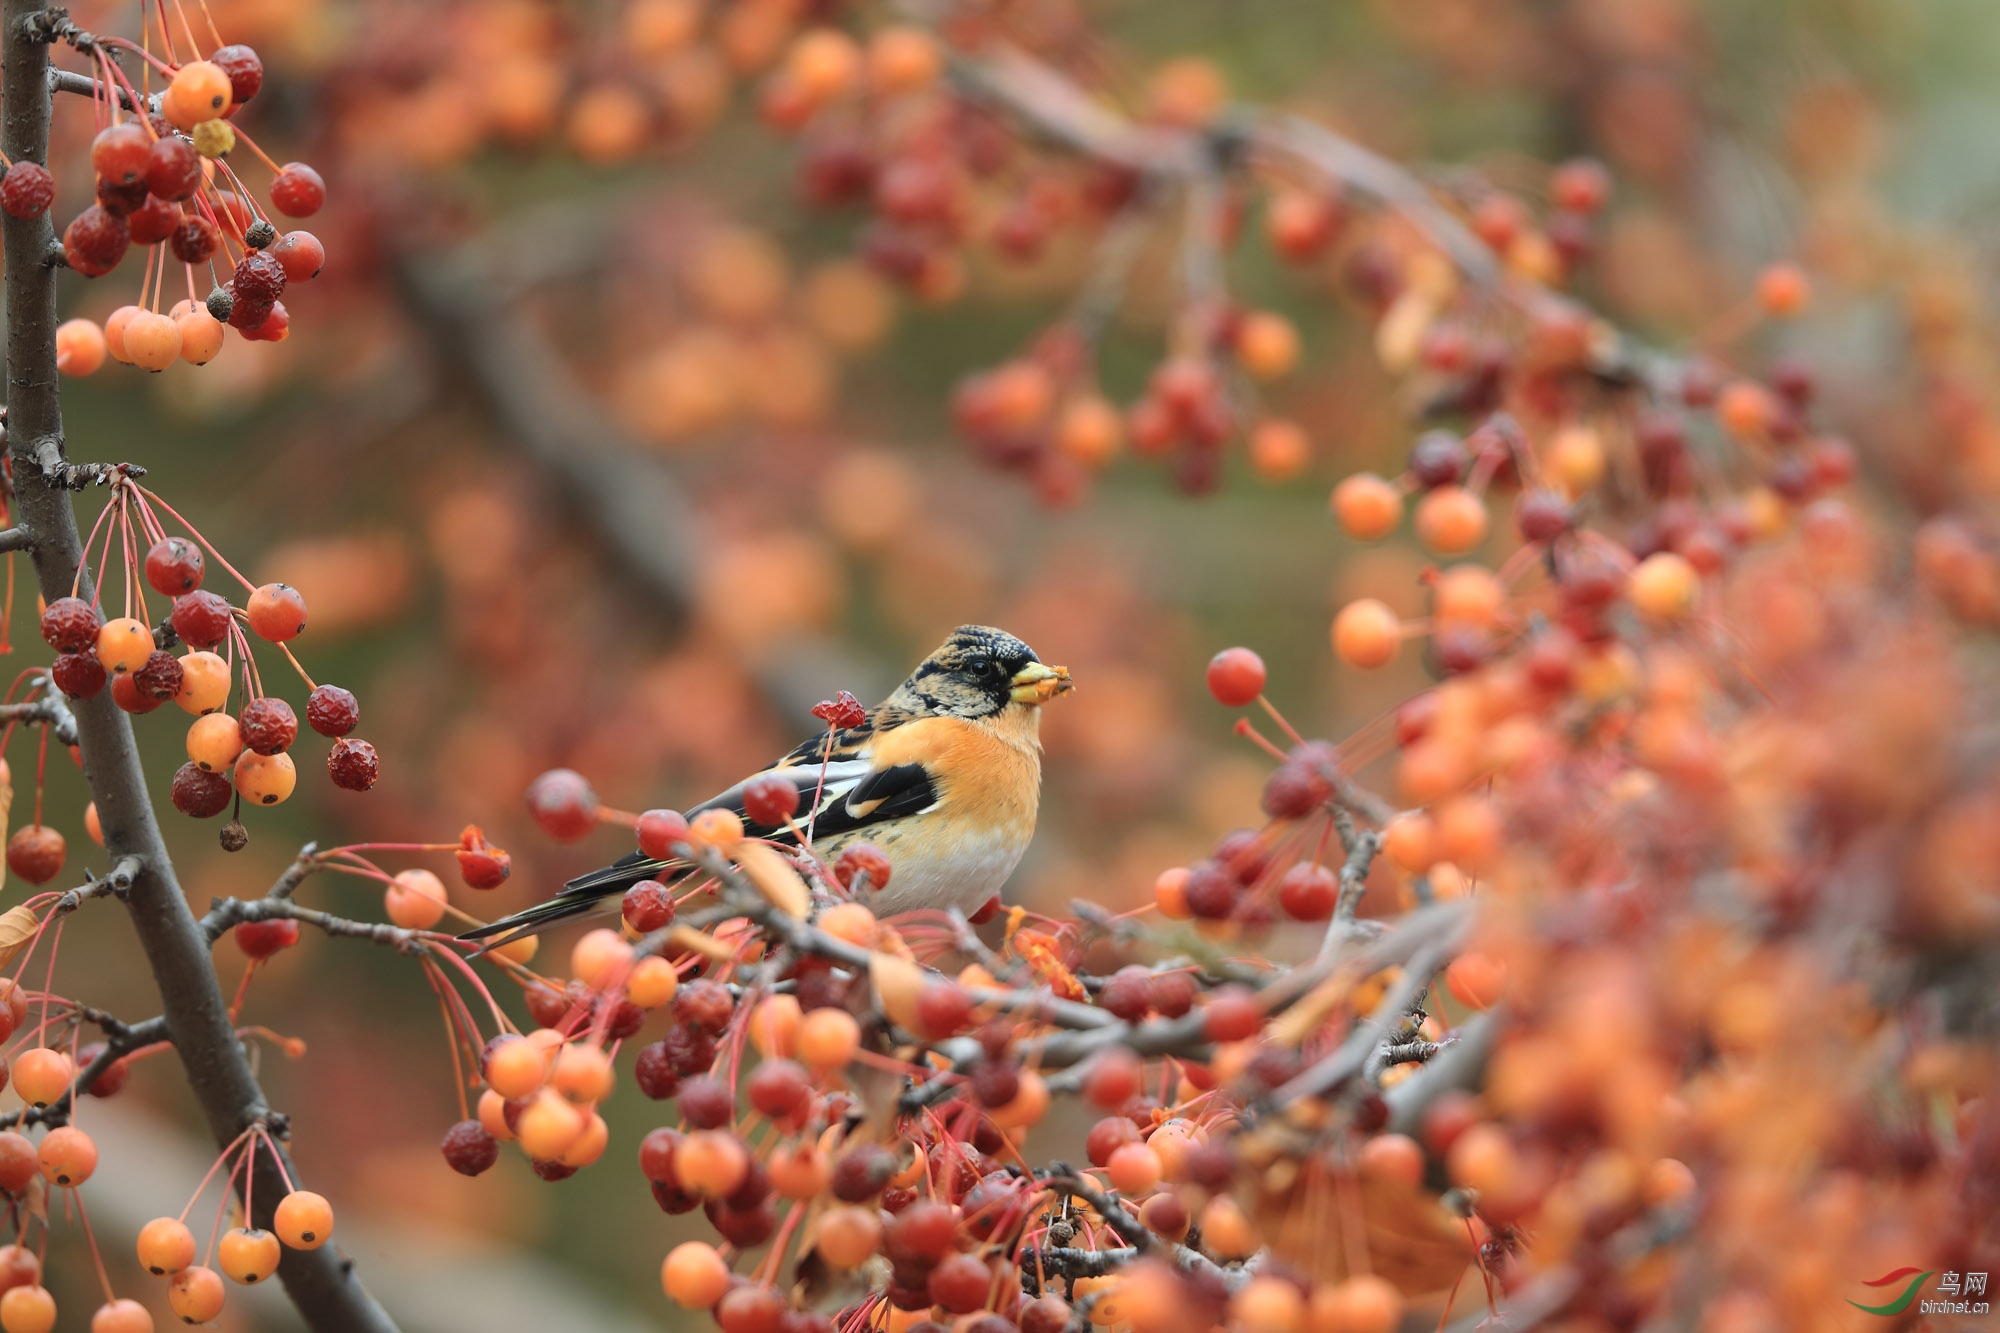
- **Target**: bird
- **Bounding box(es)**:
[461,626,1073,950]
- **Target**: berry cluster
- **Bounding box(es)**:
[1,16,326,375]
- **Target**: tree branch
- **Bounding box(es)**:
[2,3,397,1324]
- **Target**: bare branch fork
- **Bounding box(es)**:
[1,4,397,1326]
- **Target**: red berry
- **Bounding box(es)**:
[238,697,298,755]
[171,762,233,818]
[111,673,162,715]
[527,769,599,840]
[833,842,892,893]
[622,880,675,932]
[810,690,868,728]
[927,1255,992,1313]
[1083,1048,1142,1109]
[916,983,973,1039]
[717,1284,787,1333]
[170,590,232,650]
[743,774,800,826]
[64,204,130,275]
[128,192,179,246]
[747,1059,810,1118]
[0,161,53,219]
[5,827,64,885]
[145,136,202,200]
[169,214,219,264]
[270,162,325,217]
[1551,157,1610,214]
[271,230,323,282]
[1150,971,1196,1018]
[673,979,734,1034]
[1099,967,1153,1022]
[305,684,359,736]
[680,1076,734,1128]
[239,299,289,342]
[441,1120,498,1176]
[634,1043,683,1101]
[327,737,379,791]
[1086,1115,1141,1166]
[234,918,300,960]
[231,250,287,304]
[209,45,263,105]
[40,597,103,652]
[51,651,107,700]
[1409,430,1468,488]
[1182,861,1238,919]
[1203,986,1261,1042]
[1278,863,1338,921]
[884,1200,957,1262]
[1205,647,1266,707]
[456,826,511,889]
[144,537,205,594]
[831,1144,895,1201]
[636,808,689,859]
[91,124,151,185]
[245,582,305,640]
[132,650,185,702]
[78,1043,129,1098]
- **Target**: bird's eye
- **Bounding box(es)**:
[968,658,997,679]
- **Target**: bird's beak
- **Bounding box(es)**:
[1010,661,1073,705]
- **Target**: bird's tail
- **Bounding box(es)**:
[457,851,681,954]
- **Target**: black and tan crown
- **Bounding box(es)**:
[886,625,1072,719]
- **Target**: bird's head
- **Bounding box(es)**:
[892,626,1073,720]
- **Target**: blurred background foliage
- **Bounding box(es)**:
[16,0,2000,1324]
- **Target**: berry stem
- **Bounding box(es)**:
[272,640,316,692]
[1255,694,1306,748]
[134,486,260,593]
[176,1128,254,1225]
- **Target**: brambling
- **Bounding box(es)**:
[463,626,1073,948]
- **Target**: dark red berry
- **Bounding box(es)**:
[209,45,263,105]
[1408,430,1468,488]
[622,880,674,932]
[928,1255,992,1314]
[1203,986,1261,1042]
[747,1059,810,1118]
[441,1120,498,1176]
[1516,489,1575,543]
[0,161,53,219]
[672,979,733,1034]
[1086,1115,1141,1166]
[40,597,103,653]
[598,995,644,1041]
[145,136,201,200]
[91,124,150,184]
[884,1199,957,1263]
[635,808,688,859]
[1099,967,1153,1022]
[1262,761,1332,820]
[132,650,185,702]
[50,651,106,700]
[231,249,286,303]
[530,1159,577,1182]
[1182,861,1238,919]
[634,1042,682,1100]
[327,738,379,791]
[833,842,892,893]
[916,983,973,1039]
[95,175,149,218]
[660,1025,718,1075]
[171,762,232,818]
[679,1075,734,1128]
[170,590,231,649]
[1149,972,1197,1019]
[127,193,179,246]
[1278,863,1339,921]
[239,299,289,342]
[239,697,297,755]
[303,684,359,737]
[169,214,219,264]
[270,162,324,217]
[523,984,571,1030]
[234,918,300,960]
[638,1127,681,1182]
[526,768,598,841]
[79,1044,129,1098]
[970,1059,1018,1108]
[144,537,205,595]
[831,1144,896,1201]
[743,773,800,826]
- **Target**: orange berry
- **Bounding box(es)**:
[123,311,181,372]
[815,902,876,946]
[137,1216,196,1275]
[1432,566,1504,628]
[173,652,230,714]
[1231,1277,1305,1333]
[749,994,800,1056]
[11,1049,72,1107]
[989,1068,1048,1129]
[1645,1156,1697,1207]
[867,26,940,95]
[185,712,242,773]
[516,1087,586,1160]
[385,868,448,930]
[1755,262,1810,316]
[486,1036,548,1099]
[1715,381,1772,439]
[175,309,226,365]
[559,1111,610,1167]
[1235,311,1300,380]
[1630,552,1700,619]
[477,1089,514,1142]
[628,955,679,1009]
[104,306,141,363]
[1333,599,1402,669]
[769,1140,830,1199]
[55,319,105,376]
[1545,423,1605,497]
[570,927,633,989]
[674,1130,750,1198]
[662,1241,732,1309]
[1147,56,1226,128]
[1153,866,1192,919]
[233,750,297,806]
[1249,419,1311,482]
[88,1298,151,1333]
[1446,1122,1518,1196]
[167,1268,224,1324]
[815,1204,882,1267]
[687,807,744,849]
[1434,796,1500,871]
[1380,812,1441,873]
[95,618,153,675]
[1055,395,1123,467]
[797,1008,861,1071]
[246,582,308,641]
[0,1286,54,1333]
[1413,486,1488,554]
[164,60,232,130]
[1357,1132,1424,1187]
[1197,1195,1258,1260]
[273,1190,334,1249]
[1444,952,1506,1010]
[1105,1142,1163,1195]
[83,802,102,847]
[1332,473,1402,540]
[785,28,860,103]
[1311,1275,1403,1333]
[493,933,538,966]
[551,1043,616,1105]
[36,1126,96,1187]
[216,1226,280,1284]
